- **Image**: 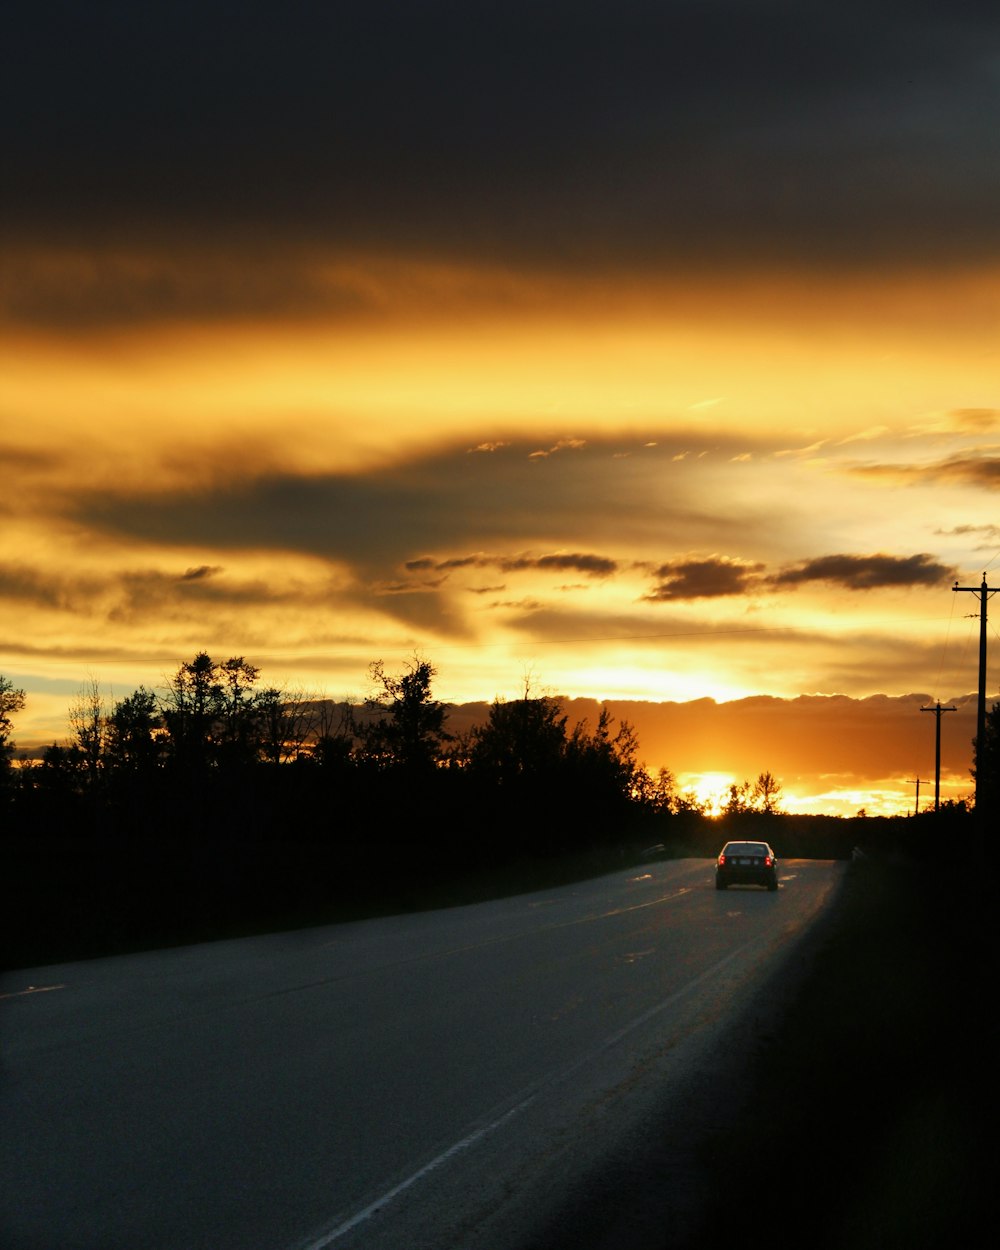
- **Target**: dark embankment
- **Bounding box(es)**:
[532,851,988,1250]
[700,853,987,1250]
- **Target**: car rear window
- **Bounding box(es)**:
[725,842,767,856]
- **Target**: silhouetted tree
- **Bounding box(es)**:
[673,786,708,816]
[1,675,26,809]
[68,677,107,787]
[1,674,26,768]
[216,656,263,765]
[469,689,567,785]
[465,688,568,850]
[363,657,449,772]
[257,685,324,765]
[725,772,783,817]
[724,779,753,816]
[633,765,679,814]
[256,686,288,766]
[106,687,162,772]
[161,652,225,770]
[566,708,643,801]
[33,742,87,799]
[561,707,652,852]
[752,770,783,814]
[308,700,359,769]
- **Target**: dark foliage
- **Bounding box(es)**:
[3,654,984,969]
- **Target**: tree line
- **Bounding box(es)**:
[5,657,996,838]
[0,654,791,833]
[3,655,984,967]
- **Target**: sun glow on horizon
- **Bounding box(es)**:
[3,251,996,823]
[680,772,735,818]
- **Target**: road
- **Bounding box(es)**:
[1,857,844,1250]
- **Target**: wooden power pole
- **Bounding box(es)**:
[920,700,956,811]
[952,574,997,814]
[908,778,928,816]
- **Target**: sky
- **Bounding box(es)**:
[3,1,1000,816]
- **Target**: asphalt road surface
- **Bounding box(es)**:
[1,857,845,1250]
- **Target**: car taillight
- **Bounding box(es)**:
[718,855,727,866]
[764,856,773,867]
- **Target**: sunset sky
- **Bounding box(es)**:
[3,1,999,816]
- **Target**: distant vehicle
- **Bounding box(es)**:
[715,840,779,892]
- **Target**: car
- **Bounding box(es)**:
[715,839,779,891]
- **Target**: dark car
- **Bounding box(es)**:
[715,840,779,891]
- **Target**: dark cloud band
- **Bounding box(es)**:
[6,1,1000,272]
[771,553,954,590]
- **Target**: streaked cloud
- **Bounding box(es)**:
[3,0,998,815]
[770,553,954,591]
[951,408,1000,431]
[0,563,90,611]
[936,523,1000,547]
[850,450,1000,489]
[646,558,767,601]
[63,434,780,572]
[406,553,618,578]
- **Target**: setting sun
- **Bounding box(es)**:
[680,773,736,819]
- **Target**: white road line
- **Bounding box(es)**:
[297,1097,537,1250]
[0,983,66,1000]
[293,936,755,1250]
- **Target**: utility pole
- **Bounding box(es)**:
[952,574,998,814]
[920,700,956,811]
[908,778,928,816]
